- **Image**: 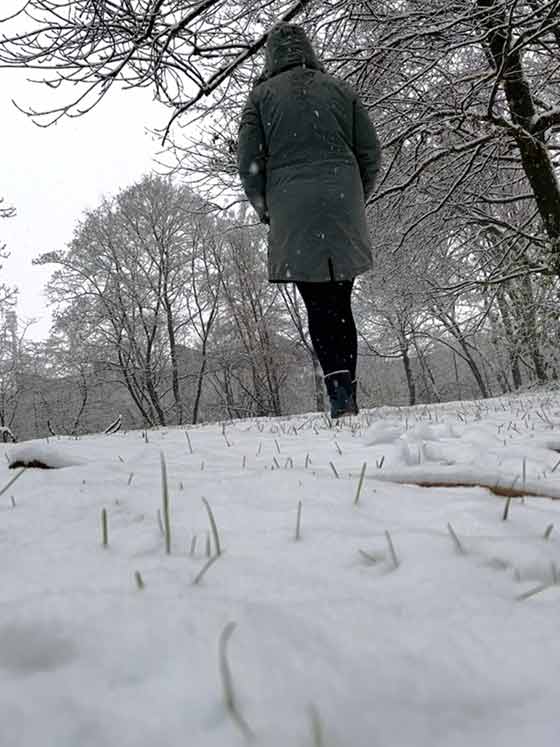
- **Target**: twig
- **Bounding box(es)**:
[354,462,367,505]
[202,497,222,556]
[127,471,134,486]
[329,461,340,479]
[544,523,554,540]
[185,430,193,454]
[502,495,513,521]
[218,622,254,741]
[134,571,145,590]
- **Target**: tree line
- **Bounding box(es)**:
[1,1,560,436]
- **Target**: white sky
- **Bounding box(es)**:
[1,70,167,340]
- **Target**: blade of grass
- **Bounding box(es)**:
[202,497,222,556]
[160,451,171,554]
[218,622,254,741]
[447,522,465,554]
[101,508,108,547]
[295,500,302,541]
[354,462,367,505]
[0,467,25,498]
[385,530,399,569]
[193,553,220,586]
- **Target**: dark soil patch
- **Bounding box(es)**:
[9,460,55,470]
[407,480,557,500]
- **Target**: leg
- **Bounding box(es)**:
[296,280,358,416]
[296,280,356,376]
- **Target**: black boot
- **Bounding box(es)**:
[324,370,355,419]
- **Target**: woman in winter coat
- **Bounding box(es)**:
[238,23,381,418]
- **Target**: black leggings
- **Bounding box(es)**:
[296,280,357,379]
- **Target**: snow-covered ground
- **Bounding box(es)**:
[2,392,560,747]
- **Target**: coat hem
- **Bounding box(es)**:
[268,263,372,284]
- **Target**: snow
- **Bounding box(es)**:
[2,392,560,746]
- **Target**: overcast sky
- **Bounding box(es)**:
[1,70,166,341]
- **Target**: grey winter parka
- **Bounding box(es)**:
[238,24,382,283]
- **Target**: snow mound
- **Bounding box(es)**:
[6,442,84,469]
[363,419,403,444]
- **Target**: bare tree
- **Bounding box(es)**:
[0,198,17,309]
[35,175,214,426]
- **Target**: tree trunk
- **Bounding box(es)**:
[479,0,560,252]
[496,288,522,389]
[435,311,490,399]
[164,298,183,425]
[191,347,207,426]
[400,341,416,406]
[71,370,89,435]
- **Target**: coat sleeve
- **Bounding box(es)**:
[238,93,268,223]
[353,97,382,201]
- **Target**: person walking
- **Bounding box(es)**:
[238,23,381,418]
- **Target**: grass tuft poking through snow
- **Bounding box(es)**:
[5,391,560,745]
